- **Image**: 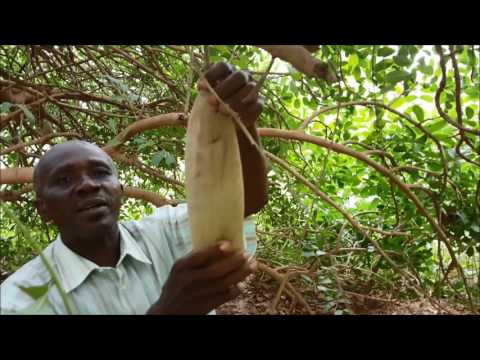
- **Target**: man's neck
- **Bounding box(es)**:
[60,223,121,268]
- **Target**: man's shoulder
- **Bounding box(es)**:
[0,243,55,314]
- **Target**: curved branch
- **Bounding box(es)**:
[108,150,184,188]
[448,46,464,128]
[298,99,449,190]
[434,46,480,136]
[123,186,178,207]
[0,132,81,156]
[0,155,184,191]
[391,166,443,178]
[0,167,34,184]
[0,184,174,208]
[257,46,337,83]
[265,151,420,286]
[258,127,475,310]
[103,112,186,152]
[257,262,314,314]
[476,179,480,213]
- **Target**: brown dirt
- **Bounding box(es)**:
[216,273,469,315]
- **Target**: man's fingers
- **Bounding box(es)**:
[240,99,264,127]
[214,71,250,100]
[206,286,242,310]
[177,241,235,270]
[204,62,234,87]
[225,81,257,107]
[199,251,249,280]
[225,259,258,286]
[215,259,257,292]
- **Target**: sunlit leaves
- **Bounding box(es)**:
[377,47,395,57]
[411,105,425,122]
[385,70,411,85]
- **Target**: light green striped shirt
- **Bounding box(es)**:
[0,203,257,315]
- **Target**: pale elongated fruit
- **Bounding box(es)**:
[185,91,245,252]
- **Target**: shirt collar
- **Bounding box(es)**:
[118,223,152,266]
[52,224,152,294]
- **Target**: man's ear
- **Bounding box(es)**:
[34,197,52,224]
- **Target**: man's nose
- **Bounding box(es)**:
[75,175,100,195]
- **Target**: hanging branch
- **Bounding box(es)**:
[434,46,480,136]
[448,45,480,166]
[257,46,337,83]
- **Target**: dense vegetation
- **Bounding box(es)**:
[1,45,479,314]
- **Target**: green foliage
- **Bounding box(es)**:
[1,45,479,312]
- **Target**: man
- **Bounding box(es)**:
[0,62,268,315]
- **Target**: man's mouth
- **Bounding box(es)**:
[78,199,108,213]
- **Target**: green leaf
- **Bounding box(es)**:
[394,54,411,67]
[107,118,117,133]
[385,70,410,85]
[415,136,427,148]
[390,95,416,110]
[412,105,424,122]
[425,120,447,133]
[152,152,164,166]
[0,101,13,113]
[19,283,50,300]
[375,59,394,72]
[416,56,432,76]
[348,53,359,68]
[213,45,230,54]
[16,104,35,122]
[377,47,395,57]
[294,98,301,109]
[465,107,474,119]
[465,87,480,98]
[16,291,56,315]
[152,150,176,168]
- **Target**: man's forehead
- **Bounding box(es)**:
[39,142,112,175]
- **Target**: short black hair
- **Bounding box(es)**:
[33,140,118,196]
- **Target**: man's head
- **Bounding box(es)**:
[34,140,122,239]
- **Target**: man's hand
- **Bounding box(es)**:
[198,62,264,129]
[147,241,257,315]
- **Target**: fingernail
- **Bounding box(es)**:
[249,261,258,271]
[219,242,231,252]
[207,95,217,107]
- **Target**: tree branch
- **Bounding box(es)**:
[258,127,475,311]
[257,46,337,83]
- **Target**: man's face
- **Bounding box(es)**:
[35,142,122,237]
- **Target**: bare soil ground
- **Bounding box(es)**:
[216,273,469,315]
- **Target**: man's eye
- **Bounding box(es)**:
[56,176,71,186]
[93,169,110,177]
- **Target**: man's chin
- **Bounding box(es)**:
[76,212,118,232]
